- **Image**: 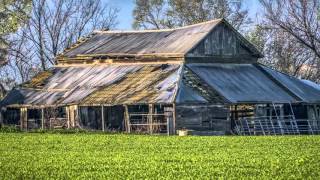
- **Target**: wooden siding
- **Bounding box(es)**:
[186,23,259,63]
[176,105,230,133]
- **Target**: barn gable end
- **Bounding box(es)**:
[186,21,262,64]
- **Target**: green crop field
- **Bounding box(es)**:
[0,133,320,179]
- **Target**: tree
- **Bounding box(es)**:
[259,0,320,81]
[247,22,320,81]
[133,0,251,31]
[0,0,119,89]
[22,0,119,70]
[0,0,31,65]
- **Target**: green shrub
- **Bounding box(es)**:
[0,125,21,132]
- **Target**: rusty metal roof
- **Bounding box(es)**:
[61,19,222,58]
[82,65,181,105]
[2,63,320,107]
[1,64,182,107]
[0,89,65,107]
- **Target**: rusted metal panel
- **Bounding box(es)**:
[61,20,221,59]
[0,89,65,107]
[81,64,181,105]
[1,64,181,107]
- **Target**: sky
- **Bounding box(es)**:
[106,0,262,30]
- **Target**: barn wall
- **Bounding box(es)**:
[175,104,230,134]
[2,108,20,126]
[186,23,258,63]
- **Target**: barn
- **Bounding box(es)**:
[1,19,320,135]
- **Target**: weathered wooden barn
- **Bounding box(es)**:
[1,19,320,135]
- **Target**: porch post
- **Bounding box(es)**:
[76,105,80,128]
[41,108,44,129]
[20,107,27,130]
[124,105,130,133]
[0,107,3,128]
[148,104,154,134]
[173,103,177,135]
[66,106,70,129]
[101,105,105,132]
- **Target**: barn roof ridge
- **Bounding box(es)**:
[93,19,223,34]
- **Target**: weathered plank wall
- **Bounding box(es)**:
[175,104,230,133]
[2,108,20,126]
[186,23,259,63]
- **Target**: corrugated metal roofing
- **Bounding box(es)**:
[187,63,297,103]
[301,79,320,91]
[82,65,181,105]
[175,82,207,103]
[0,89,65,107]
[0,64,181,107]
[261,66,320,103]
[62,20,221,58]
[2,63,320,107]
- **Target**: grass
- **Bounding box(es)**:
[0,133,320,179]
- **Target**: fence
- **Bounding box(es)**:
[128,113,172,134]
[234,116,320,135]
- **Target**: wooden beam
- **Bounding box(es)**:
[20,108,27,130]
[41,108,44,129]
[0,108,3,128]
[76,106,80,128]
[124,105,130,133]
[148,104,154,134]
[66,106,70,129]
[185,56,258,64]
[173,103,177,135]
[101,105,105,132]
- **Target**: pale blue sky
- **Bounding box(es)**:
[107,0,262,30]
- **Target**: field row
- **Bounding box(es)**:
[0,133,320,179]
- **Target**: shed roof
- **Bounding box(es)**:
[175,82,207,104]
[187,64,298,103]
[301,80,320,91]
[0,64,181,107]
[2,63,320,107]
[261,66,320,103]
[0,89,64,107]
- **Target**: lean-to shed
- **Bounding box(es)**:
[1,19,320,135]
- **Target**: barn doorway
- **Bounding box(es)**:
[103,105,124,131]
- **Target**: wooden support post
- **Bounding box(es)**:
[148,104,154,134]
[0,108,3,129]
[71,105,77,127]
[76,106,80,128]
[101,105,105,132]
[20,108,27,130]
[166,114,170,136]
[124,105,130,133]
[66,106,70,129]
[41,108,44,129]
[173,103,177,135]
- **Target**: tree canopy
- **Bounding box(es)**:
[0,0,31,65]
[133,0,251,31]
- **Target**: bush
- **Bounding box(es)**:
[0,125,21,133]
